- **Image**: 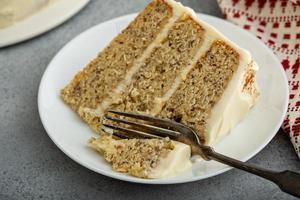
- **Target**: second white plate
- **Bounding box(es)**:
[38,13,289,184]
[0,0,90,48]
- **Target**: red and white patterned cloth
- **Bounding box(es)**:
[217,0,300,158]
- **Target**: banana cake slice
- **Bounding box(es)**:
[61,0,260,178]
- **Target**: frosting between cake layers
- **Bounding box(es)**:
[152,26,217,115]
[84,3,185,117]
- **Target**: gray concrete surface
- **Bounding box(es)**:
[0,0,299,199]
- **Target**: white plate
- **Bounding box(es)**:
[0,0,89,48]
[38,13,289,184]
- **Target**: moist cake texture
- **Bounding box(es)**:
[160,41,240,143]
[61,0,173,112]
[108,15,205,115]
[61,0,259,147]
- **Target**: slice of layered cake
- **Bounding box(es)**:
[88,135,192,178]
[61,0,259,178]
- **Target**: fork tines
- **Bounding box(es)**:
[102,110,181,139]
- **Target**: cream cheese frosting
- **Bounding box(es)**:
[0,0,51,29]
[206,61,259,146]
[148,141,192,178]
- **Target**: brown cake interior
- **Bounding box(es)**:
[108,14,205,115]
[159,41,239,142]
[61,0,173,112]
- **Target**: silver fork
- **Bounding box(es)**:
[103,110,300,198]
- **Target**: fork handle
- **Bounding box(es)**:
[204,148,300,198]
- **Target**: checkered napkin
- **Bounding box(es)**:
[217,0,300,158]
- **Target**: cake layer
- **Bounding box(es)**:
[108,14,205,115]
[61,0,173,113]
[160,41,240,143]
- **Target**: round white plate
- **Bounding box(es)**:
[0,0,89,48]
[38,13,289,184]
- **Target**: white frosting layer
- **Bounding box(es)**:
[149,141,192,179]
[206,62,259,146]
[152,22,217,115]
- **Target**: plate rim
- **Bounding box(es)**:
[38,13,289,184]
[0,0,90,48]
